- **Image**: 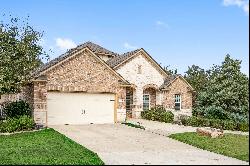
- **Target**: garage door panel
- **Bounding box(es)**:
[47,92,115,125]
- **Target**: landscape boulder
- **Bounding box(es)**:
[196,127,224,138]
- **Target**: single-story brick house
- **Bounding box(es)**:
[0,42,195,126]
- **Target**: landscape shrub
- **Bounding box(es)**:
[3,100,32,118]
[179,115,188,125]
[180,116,248,132]
[0,115,35,133]
[222,120,236,131]
[209,119,223,129]
[237,122,249,132]
[141,106,174,123]
[160,111,174,123]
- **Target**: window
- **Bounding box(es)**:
[143,94,150,110]
[138,65,142,74]
[174,94,181,110]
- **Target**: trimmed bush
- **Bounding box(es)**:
[160,111,174,123]
[0,115,35,133]
[141,106,174,123]
[3,100,32,118]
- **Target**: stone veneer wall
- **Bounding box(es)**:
[115,51,166,118]
[33,81,47,126]
[32,49,127,126]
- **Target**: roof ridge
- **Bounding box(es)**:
[84,41,119,56]
[120,48,142,56]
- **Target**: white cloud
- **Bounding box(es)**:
[243,3,249,13]
[123,42,138,50]
[55,38,77,50]
[223,0,249,15]
[156,20,169,28]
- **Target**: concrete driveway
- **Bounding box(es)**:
[52,124,248,165]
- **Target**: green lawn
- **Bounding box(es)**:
[0,128,104,165]
[169,132,249,162]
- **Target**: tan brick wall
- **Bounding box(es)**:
[162,77,192,110]
[45,49,125,94]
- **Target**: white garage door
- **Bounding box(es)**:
[47,92,115,125]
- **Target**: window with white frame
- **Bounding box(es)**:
[174,94,181,110]
[143,94,150,110]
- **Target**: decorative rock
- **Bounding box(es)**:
[196,127,224,138]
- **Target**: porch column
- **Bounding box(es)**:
[156,90,162,105]
[33,79,47,127]
[132,88,143,118]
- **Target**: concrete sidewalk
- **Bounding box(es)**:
[127,118,249,136]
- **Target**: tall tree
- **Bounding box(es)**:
[184,65,208,93]
[0,16,48,94]
[194,55,249,122]
[163,65,178,75]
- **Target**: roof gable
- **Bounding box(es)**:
[108,48,169,77]
[32,47,129,85]
[160,74,194,91]
[32,42,119,77]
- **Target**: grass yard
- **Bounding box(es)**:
[0,128,104,165]
[169,132,249,162]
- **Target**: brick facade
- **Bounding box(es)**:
[1,42,194,125]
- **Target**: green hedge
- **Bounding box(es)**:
[2,100,32,118]
[0,115,35,133]
[180,116,249,132]
[141,106,174,123]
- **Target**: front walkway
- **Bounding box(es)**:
[52,124,248,165]
[127,118,249,136]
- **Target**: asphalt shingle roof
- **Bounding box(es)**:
[106,49,141,68]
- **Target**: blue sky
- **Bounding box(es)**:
[1,0,249,75]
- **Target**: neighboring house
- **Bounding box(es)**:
[0,42,195,126]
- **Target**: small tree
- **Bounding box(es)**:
[0,15,48,94]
